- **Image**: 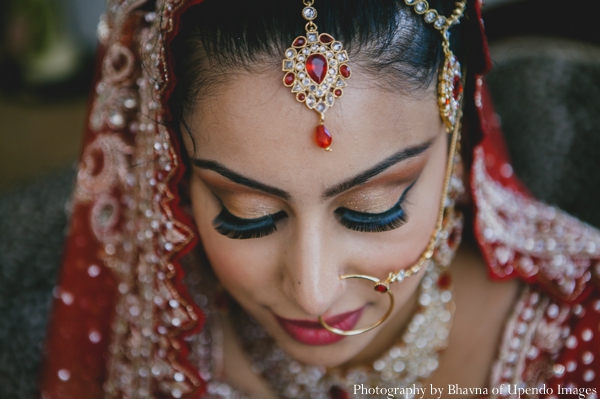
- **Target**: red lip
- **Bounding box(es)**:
[274,307,364,345]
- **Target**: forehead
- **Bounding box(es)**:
[186,68,441,196]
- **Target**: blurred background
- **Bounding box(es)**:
[0,0,104,190]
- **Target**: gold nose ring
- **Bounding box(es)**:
[318,273,396,336]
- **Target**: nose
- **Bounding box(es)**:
[280,218,342,318]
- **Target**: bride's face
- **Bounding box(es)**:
[183,66,447,367]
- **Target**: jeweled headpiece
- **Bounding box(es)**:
[283,0,466,151]
[282,0,351,151]
[406,0,467,131]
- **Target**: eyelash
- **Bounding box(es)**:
[334,181,414,233]
[213,207,287,240]
[213,181,415,239]
[334,199,408,233]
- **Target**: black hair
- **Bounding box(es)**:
[170,0,465,147]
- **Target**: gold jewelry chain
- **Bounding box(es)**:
[314,0,467,335]
[303,0,318,32]
[303,0,467,41]
[318,91,464,335]
[405,0,467,34]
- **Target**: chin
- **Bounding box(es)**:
[272,330,371,368]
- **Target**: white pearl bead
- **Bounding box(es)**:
[566,335,578,349]
[582,328,593,342]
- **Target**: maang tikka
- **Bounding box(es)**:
[283,0,465,151]
[282,0,351,151]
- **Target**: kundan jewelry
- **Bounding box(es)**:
[416,0,467,131]
[283,0,352,151]
[317,0,468,336]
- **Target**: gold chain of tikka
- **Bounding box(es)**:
[404,0,467,31]
[303,0,318,32]
[372,2,470,288]
[404,0,467,57]
[379,86,464,289]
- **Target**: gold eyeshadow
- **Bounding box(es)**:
[335,160,424,214]
[195,147,426,218]
[338,187,406,214]
[194,169,283,218]
[218,195,281,219]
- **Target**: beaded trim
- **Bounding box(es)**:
[405,0,467,132]
[404,0,466,33]
[472,147,600,300]
[86,1,205,398]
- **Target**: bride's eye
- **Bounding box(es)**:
[335,181,416,233]
[213,206,287,239]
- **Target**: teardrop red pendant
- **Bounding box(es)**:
[283,5,352,152]
[316,125,332,150]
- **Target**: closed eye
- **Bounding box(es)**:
[334,181,416,233]
[213,206,287,239]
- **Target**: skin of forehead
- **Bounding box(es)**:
[183,68,442,201]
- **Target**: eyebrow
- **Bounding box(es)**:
[191,139,434,201]
[191,159,293,201]
[322,139,434,198]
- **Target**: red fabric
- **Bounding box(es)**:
[38,2,206,399]
[471,79,600,395]
[547,293,600,395]
[474,83,530,195]
[38,202,119,398]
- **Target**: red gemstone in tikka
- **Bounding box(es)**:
[316,125,332,149]
[437,272,452,290]
[306,54,328,84]
[319,34,334,44]
[284,72,295,86]
[293,37,307,47]
[340,64,351,78]
[334,89,343,97]
[374,283,388,293]
[297,93,306,101]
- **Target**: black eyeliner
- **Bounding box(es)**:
[213,206,286,240]
[335,180,417,233]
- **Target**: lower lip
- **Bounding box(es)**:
[274,307,364,346]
